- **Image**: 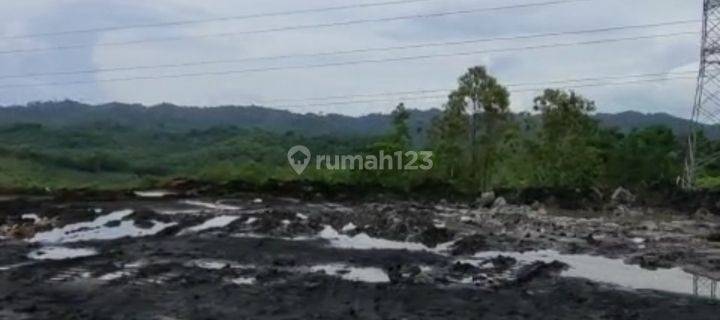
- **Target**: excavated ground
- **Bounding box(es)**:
[0,193,719,319]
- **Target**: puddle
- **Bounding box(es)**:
[134,190,176,198]
[185,259,255,270]
[154,208,205,215]
[231,277,256,285]
[319,226,431,251]
[341,223,357,232]
[0,262,35,271]
[182,200,241,211]
[98,270,132,281]
[185,259,231,270]
[467,250,698,297]
[182,258,388,284]
[30,209,176,243]
[232,225,451,252]
[178,216,240,235]
[28,247,98,260]
[310,264,390,283]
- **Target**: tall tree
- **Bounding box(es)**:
[390,103,411,147]
[430,94,470,182]
[452,66,510,191]
[531,89,602,188]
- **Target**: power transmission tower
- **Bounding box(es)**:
[685,0,720,188]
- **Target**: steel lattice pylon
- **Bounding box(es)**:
[685,0,720,188]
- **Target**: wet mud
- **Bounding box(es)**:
[0,193,719,319]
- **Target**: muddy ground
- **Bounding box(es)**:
[0,191,719,319]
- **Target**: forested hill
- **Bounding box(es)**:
[0,100,439,137]
[0,100,716,138]
[594,111,720,139]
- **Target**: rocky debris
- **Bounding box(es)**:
[494,205,532,215]
[611,187,636,206]
[707,233,720,242]
[475,192,496,208]
[387,264,426,284]
[693,208,714,220]
[1,194,720,319]
[249,209,320,237]
[487,255,517,271]
[531,201,543,211]
[630,251,687,270]
[450,234,486,256]
[492,197,507,209]
[450,262,481,275]
[585,232,607,245]
[1,224,36,239]
[613,205,643,217]
[638,221,659,231]
[133,219,156,229]
[460,216,474,223]
[413,227,455,248]
[514,260,568,284]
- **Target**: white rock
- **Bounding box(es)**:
[476,192,496,207]
[492,197,507,208]
[341,223,357,232]
[21,213,40,223]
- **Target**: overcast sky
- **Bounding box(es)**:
[0,0,702,117]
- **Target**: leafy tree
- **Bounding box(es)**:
[605,126,681,187]
[431,66,510,191]
[491,115,533,188]
[430,96,470,183]
[390,103,411,147]
[530,89,602,188]
[454,67,510,191]
[354,103,415,189]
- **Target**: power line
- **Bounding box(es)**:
[0,0,449,40]
[0,31,696,90]
[0,20,699,80]
[0,0,593,55]
[275,74,696,108]
[260,71,698,104]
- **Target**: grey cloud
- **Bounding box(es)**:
[0,0,705,118]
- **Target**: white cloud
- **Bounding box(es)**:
[0,0,704,118]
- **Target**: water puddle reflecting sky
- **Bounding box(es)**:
[178,216,240,235]
[27,246,97,260]
[29,209,176,244]
[310,264,390,283]
[467,250,699,297]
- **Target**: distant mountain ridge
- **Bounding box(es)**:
[593,111,720,138]
[0,100,716,139]
[0,100,438,139]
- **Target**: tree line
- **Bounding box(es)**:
[366,65,710,192]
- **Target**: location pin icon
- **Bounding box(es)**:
[287,145,311,175]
